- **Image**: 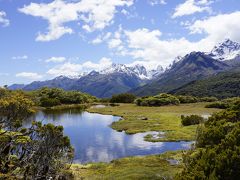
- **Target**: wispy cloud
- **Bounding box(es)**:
[0,11,10,27]
[12,55,28,60]
[45,56,66,63]
[16,72,43,80]
[148,0,167,6]
[172,0,213,18]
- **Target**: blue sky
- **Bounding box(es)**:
[0,0,240,85]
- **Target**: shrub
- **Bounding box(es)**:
[181,115,204,126]
[40,97,61,107]
[110,93,136,103]
[205,102,229,109]
[135,93,180,106]
[33,87,97,106]
[176,100,240,179]
[177,95,198,103]
[199,97,218,102]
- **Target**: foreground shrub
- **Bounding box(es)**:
[110,93,136,103]
[176,100,240,179]
[181,115,204,126]
[0,92,74,179]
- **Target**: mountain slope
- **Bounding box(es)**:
[22,76,77,91]
[71,71,144,98]
[171,67,240,99]
[131,52,230,96]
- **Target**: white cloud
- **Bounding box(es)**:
[188,11,240,42]
[16,72,43,80]
[172,0,212,18]
[12,55,28,60]
[109,11,240,68]
[45,56,66,63]
[47,57,112,77]
[0,11,10,27]
[148,0,166,6]
[108,38,122,48]
[47,62,82,77]
[19,0,134,41]
[92,32,112,44]
[122,28,200,67]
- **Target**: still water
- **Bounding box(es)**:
[31,108,192,164]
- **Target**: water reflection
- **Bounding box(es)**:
[29,108,192,164]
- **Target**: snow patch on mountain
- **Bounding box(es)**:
[208,39,240,61]
[99,63,164,79]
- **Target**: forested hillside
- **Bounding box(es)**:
[172,68,240,99]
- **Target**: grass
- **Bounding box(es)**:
[87,103,221,142]
[71,151,185,180]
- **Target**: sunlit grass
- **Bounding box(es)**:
[87,103,221,142]
[71,151,185,180]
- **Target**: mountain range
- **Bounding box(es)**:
[9,39,240,98]
[10,63,164,98]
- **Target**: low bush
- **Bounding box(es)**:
[177,95,198,103]
[199,97,218,102]
[110,93,136,103]
[32,87,97,107]
[205,102,229,109]
[40,97,61,107]
[181,115,204,126]
[135,93,180,107]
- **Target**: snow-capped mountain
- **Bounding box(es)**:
[208,39,240,61]
[129,64,148,79]
[148,65,164,78]
[165,56,183,72]
[99,63,163,79]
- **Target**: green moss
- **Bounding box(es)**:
[71,151,185,180]
[87,103,221,142]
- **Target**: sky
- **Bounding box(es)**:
[0,0,240,85]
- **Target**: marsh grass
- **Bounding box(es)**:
[71,151,184,180]
[87,103,221,142]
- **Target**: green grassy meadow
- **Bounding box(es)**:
[88,103,220,142]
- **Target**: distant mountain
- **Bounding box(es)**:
[21,76,77,91]
[8,84,25,90]
[9,64,164,98]
[70,70,144,98]
[171,67,240,99]
[99,63,164,79]
[207,39,240,61]
[131,52,230,96]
